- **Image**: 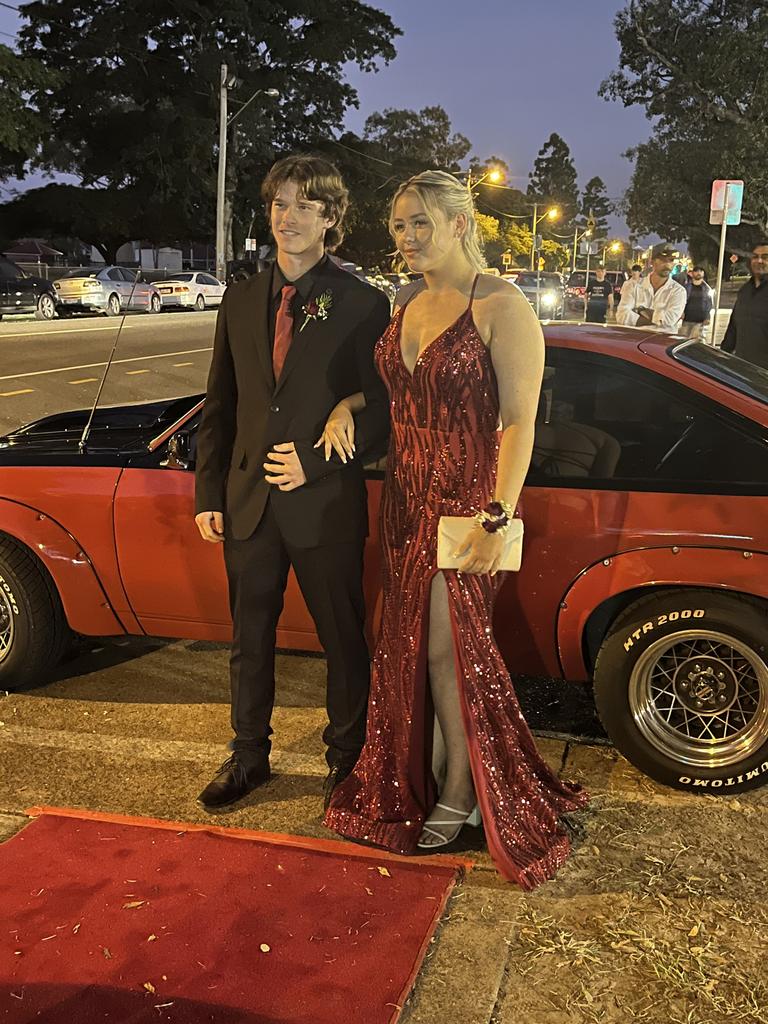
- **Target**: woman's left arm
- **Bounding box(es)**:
[455,286,544,576]
[488,287,545,511]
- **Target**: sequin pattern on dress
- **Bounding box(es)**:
[323,277,589,889]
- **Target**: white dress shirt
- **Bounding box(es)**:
[616,274,687,332]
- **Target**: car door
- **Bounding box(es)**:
[119,267,143,308]
[103,267,126,308]
[494,344,768,678]
[1,259,37,312]
[111,419,319,647]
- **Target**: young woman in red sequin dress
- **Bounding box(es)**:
[320,170,588,888]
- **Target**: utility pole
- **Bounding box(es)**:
[215,63,229,283]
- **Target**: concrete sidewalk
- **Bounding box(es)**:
[1,640,766,1022]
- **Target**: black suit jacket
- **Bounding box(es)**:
[195,259,391,545]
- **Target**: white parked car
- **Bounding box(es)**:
[155,272,225,311]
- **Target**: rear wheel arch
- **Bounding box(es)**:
[583,585,768,673]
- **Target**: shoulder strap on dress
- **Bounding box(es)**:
[468,273,480,308]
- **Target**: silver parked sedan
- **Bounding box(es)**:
[155,272,226,310]
[54,266,162,316]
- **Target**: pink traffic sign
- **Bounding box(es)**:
[710,180,744,225]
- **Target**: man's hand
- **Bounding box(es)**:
[195,511,225,543]
[634,305,654,326]
[264,441,307,491]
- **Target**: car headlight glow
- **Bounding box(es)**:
[541,291,557,306]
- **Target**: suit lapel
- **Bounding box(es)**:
[274,264,341,396]
[247,271,274,389]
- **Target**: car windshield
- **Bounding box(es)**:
[515,273,560,287]
[61,267,103,278]
[671,340,768,407]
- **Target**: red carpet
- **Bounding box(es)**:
[1,808,465,1024]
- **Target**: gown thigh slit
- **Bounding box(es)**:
[324,278,589,889]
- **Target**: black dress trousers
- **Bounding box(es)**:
[224,497,370,771]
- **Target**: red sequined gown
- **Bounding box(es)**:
[323,278,588,889]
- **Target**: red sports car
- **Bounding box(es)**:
[1,326,767,795]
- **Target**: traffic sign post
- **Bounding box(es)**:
[710,180,744,342]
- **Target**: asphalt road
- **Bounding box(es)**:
[0,309,216,436]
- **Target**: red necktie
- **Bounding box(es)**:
[272,284,297,381]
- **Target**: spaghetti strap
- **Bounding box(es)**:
[468,273,480,308]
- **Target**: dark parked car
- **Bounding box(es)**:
[0,256,58,320]
[511,271,565,318]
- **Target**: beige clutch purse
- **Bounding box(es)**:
[437,516,524,572]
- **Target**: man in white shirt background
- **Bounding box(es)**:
[616,243,687,333]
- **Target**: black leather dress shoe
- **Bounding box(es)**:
[323,763,354,811]
[197,756,270,810]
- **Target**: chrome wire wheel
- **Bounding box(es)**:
[629,629,768,769]
[0,583,15,665]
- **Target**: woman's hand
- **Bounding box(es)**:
[315,402,356,463]
[455,524,506,575]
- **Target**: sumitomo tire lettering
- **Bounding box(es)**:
[678,763,768,787]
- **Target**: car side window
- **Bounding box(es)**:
[0,260,21,280]
[527,349,768,493]
[119,268,137,282]
[106,268,123,282]
[201,274,218,286]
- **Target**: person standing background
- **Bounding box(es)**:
[616,243,686,333]
[585,266,614,323]
[721,242,768,369]
[679,266,714,342]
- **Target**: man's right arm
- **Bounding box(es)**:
[195,290,236,516]
[616,287,639,326]
[721,310,737,353]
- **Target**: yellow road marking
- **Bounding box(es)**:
[173,362,194,367]
[0,348,212,383]
[125,369,150,375]
[0,388,34,397]
[68,378,99,385]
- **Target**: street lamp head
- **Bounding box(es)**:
[265,89,280,98]
[547,207,559,220]
[610,241,622,252]
[488,169,502,183]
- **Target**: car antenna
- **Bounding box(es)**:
[78,271,142,453]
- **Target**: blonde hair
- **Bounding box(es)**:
[389,170,487,271]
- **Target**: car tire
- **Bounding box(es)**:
[106,293,121,316]
[593,588,768,794]
[0,536,71,691]
[195,294,205,311]
[35,294,57,320]
[148,293,162,314]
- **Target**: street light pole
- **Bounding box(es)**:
[215,63,229,283]
[529,202,539,271]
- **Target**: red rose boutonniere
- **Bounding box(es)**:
[299,290,333,332]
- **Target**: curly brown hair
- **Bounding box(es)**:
[261,154,349,252]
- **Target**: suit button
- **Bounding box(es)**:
[270,404,279,413]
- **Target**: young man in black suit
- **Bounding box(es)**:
[194,154,391,810]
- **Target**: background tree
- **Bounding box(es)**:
[13,0,399,259]
[527,133,580,230]
[0,45,59,179]
[1,184,211,264]
[578,176,612,239]
[324,105,473,267]
[601,0,768,250]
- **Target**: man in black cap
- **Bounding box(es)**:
[616,243,687,332]
[721,242,768,369]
